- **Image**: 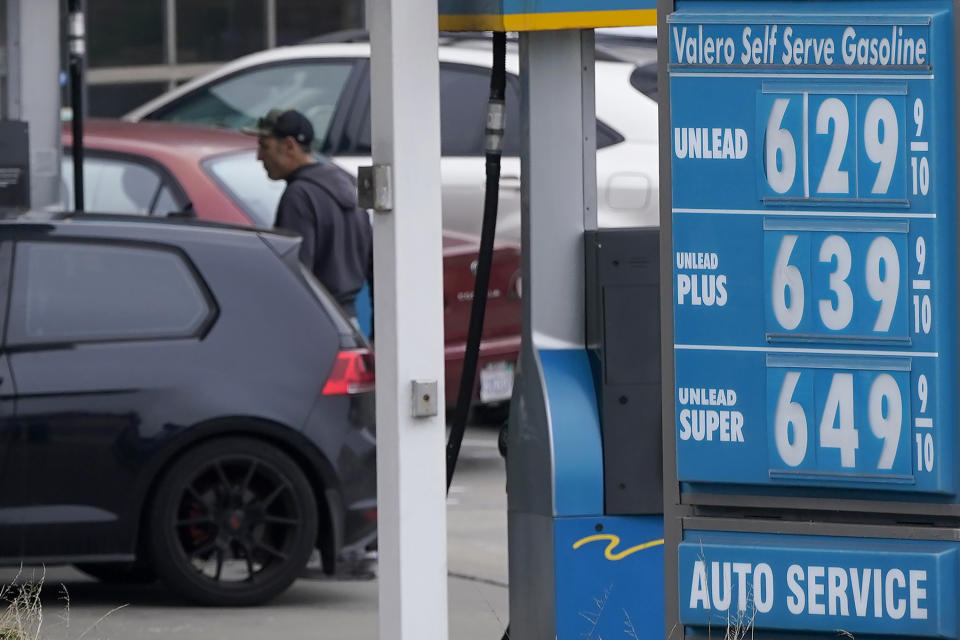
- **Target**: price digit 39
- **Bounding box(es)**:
[771,234,900,333]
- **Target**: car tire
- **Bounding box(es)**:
[472,402,510,426]
[497,421,508,460]
[148,437,318,606]
[74,561,156,584]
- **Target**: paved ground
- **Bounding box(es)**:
[0,428,509,640]
[0,570,507,640]
[446,434,509,587]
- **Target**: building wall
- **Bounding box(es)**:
[85,0,362,117]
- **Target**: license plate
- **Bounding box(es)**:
[479,361,514,404]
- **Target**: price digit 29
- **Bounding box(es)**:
[764,95,900,197]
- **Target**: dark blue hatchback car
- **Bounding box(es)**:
[0,214,377,605]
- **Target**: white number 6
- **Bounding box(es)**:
[766,98,797,194]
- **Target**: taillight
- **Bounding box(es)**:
[322,349,375,395]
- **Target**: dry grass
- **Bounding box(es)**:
[0,570,125,640]
[0,571,45,640]
[722,601,756,640]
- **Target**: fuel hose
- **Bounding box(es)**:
[68,0,86,211]
[445,31,508,490]
[441,31,510,640]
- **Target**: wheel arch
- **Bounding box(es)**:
[133,417,342,575]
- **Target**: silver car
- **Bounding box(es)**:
[125,35,660,240]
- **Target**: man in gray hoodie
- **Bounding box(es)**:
[244,108,372,321]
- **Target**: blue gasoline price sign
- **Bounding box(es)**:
[669,2,959,495]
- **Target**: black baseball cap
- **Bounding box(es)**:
[242,108,314,145]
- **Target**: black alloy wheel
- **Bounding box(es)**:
[148,437,318,606]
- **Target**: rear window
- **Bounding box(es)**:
[61,155,187,216]
[350,68,622,154]
[8,241,214,345]
[203,150,285,227]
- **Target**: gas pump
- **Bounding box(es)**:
[661,1,960,638]
[439,3,663,638]
[4,0,61,212]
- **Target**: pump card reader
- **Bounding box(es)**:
[669,2,958,498]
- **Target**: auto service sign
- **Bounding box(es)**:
[678,531,958,637]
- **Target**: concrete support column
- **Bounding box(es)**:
[365,0,449,639]
[523,29,597,350]
[6,0,61,210]
[507,29,598,639]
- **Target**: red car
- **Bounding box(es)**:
[62,120,520,415]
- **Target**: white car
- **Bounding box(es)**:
[125,36,659,240]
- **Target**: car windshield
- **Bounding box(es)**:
[148,60,355,146]
[202,150,284,227]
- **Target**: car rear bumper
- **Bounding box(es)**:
[444,334,521,407]
[342,497,378,549]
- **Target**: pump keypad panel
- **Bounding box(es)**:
[670,4,958,495]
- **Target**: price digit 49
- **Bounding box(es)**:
[774,371,903,472]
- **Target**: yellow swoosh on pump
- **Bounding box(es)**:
[572,534,665,561]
